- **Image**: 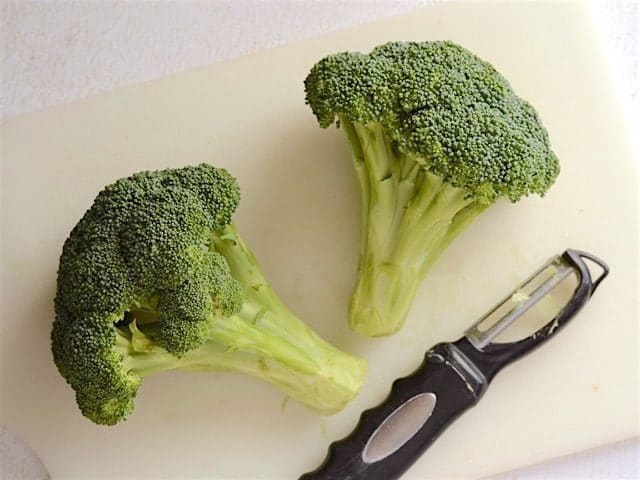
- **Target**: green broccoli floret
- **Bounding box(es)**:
[305,41,559,336]
[52,164,366,425]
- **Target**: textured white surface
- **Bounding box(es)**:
[1,1,637,124]
[0,426,49,480]
[488,438,640,480]
[0,0,432,120]
[1,1,638,479]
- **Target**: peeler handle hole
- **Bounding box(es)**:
[576,252,610,294]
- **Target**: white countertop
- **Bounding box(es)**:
[1,1,638,478]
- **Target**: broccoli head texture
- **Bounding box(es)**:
[305,41,560,336]
[52,164,365,425]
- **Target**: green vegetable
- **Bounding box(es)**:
[52,164,366,425]
[305,41,559,336]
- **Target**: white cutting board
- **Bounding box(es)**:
[1,3,638,479]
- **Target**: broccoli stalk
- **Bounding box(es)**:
[305,41,560,337]
[112,224,363,414]
[52,164,365,425]
[344,119,488,334]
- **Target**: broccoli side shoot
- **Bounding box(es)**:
[305,41,560,336]
[52,164,365,425]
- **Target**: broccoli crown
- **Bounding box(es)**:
[305,41,559,202]
[52,164,243,424]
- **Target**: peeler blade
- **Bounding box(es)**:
[465,256,576,350]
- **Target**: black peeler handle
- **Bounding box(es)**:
[300,249,608,480]
[299,343,486,480]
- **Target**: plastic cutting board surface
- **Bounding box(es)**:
[1,2,638,479]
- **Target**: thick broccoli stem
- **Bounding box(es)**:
[118,226,366,414]
[118,321,363,414]
[342,118,487,336]
[210,225,365,412]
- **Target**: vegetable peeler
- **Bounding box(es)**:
[300,248,608,480]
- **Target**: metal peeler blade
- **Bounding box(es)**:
[465,256,576,350]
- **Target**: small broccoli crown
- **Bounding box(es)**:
[51,313,140,425]
[305,41,559,202]
[155,249,243,355]
[52,164,242,424]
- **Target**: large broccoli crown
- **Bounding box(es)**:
[305,41,559,202]
[52,164,242,424]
